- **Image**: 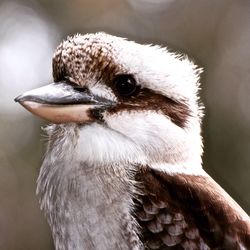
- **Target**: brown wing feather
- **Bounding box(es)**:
[134,166,250,249]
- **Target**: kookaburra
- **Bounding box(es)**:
[15,33,250,250]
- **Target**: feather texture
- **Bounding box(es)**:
[134,166,250,249]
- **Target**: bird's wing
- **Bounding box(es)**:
[134,166,250,249]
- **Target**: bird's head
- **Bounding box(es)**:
[15,33,203,172]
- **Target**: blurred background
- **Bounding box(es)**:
[0,0,250,249]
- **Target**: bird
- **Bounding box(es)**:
[15,32,250,250]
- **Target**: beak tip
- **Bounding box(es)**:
[14,95,22,103]
[15,94,27,104]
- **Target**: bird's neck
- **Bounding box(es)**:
[37,125,141,250]
[37,123,203,249]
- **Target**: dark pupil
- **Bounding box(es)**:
[114,75,137,97]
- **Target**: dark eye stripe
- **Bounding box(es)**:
[106,88,191,128]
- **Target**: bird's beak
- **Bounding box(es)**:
[15,81,113,123]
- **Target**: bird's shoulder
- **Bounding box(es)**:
[133,166,250,249]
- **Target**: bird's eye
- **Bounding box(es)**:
[113,74,139,97]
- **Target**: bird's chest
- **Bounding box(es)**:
[38,157,141,250]
[36,126,142,249]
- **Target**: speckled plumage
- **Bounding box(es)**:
[53,33,122,86]
[16,32,250,249]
